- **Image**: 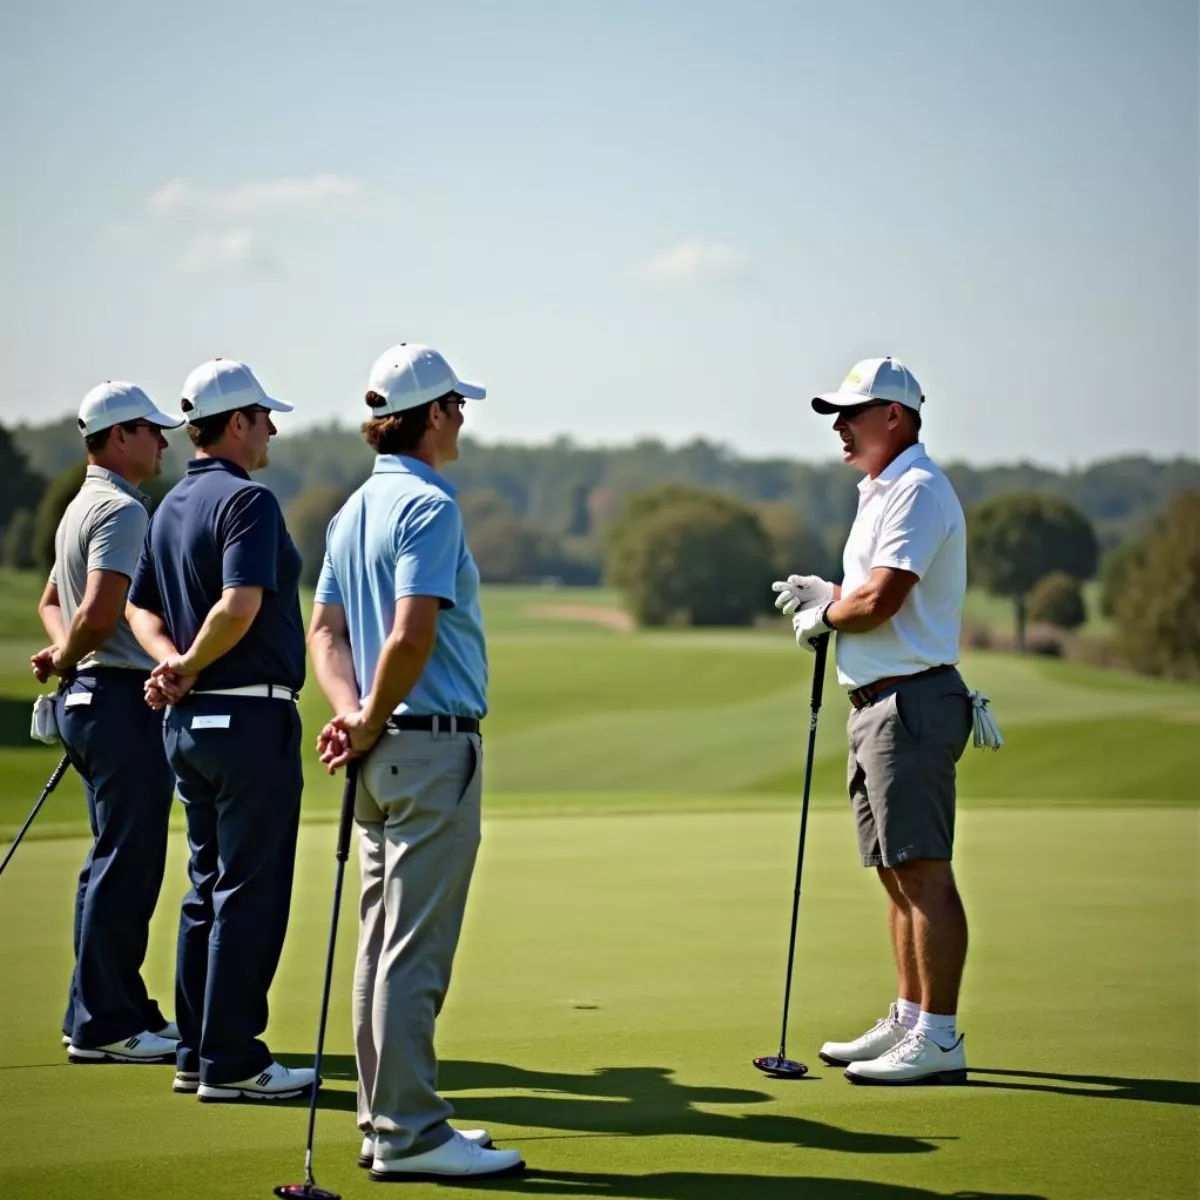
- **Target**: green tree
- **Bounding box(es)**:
[606,485,774,627]
[756,501,838,581]
[284,483,353,587]
[1027,570,1087,631]
[0,425,47,529]
[1098,538,1147,619]
[469,514,545,583]
[2,508,37,569]
[33,463,86,573]
[1111,491,1200,679]
[967,494,1098,651]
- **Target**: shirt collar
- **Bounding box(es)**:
[85,464,145,502]
[858,442,927,493]
[371,454,457,497]
[187,456,251,481]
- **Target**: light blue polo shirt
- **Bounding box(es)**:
[315,454,487,718]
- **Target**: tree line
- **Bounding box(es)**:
[1,418,1196,677]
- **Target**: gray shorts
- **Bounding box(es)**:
[846,668,973,868]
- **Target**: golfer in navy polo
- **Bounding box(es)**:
[127,358,314,1102]
[308,343,524,1180]
[33,381,182,1064]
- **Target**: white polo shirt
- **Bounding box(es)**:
[836,442,966,689]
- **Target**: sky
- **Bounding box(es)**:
[1,0,1196,468]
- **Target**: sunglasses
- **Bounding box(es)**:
[835,401,894,422]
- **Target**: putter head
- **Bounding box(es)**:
[753,1054,809,1079]
[274,1186,340,1200]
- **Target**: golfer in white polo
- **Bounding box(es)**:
[774,356,986,1085]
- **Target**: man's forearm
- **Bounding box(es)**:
[128,607,181,662]
[39,603,68,647]
[180,603,256,673]
[309,627,361,714]
[826,586,891,633]
[55,608,118,671]
[360,634,435,732]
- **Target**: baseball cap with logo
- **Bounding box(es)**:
[812,356,924,414]
[180,359,293,422]
[77,381,184,437]
[366,343,486,417]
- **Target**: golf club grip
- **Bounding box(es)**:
[335,759,359,863]
[810,636,829,712]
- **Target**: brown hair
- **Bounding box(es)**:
[83,419,145,455]
[361,393,445,454]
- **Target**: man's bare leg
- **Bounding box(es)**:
[877,866,920,1011]
[891,858,968,1020]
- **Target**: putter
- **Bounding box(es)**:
[0,754,71,880]
[753,635,829,1079]
[275,758,360,1200]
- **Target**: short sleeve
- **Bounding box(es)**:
[871,483,948,579]
[86,500,148,580]
[128,520,162,613]
[221,487,283,592]
[314,550,343,605]
[394,500,461,606]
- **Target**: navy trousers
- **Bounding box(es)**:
[164,694,302,1085]
[57,668,174,1047]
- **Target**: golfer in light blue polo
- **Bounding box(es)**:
[307,343,524,1182]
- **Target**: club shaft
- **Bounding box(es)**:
[0,755,70,879]
[777,638,828,1057]
[299,761,359,1180]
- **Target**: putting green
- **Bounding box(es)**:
[1,807,1196,1200]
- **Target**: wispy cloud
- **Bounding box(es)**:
[634,240,752,285]
[149,174,363,219]
[177,230,282,276]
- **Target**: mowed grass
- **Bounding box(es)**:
[1,582,1196,836]
[0,578,1197,1198]
[0,809,1196,1200]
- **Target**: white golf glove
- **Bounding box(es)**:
[772,574,835,616]
[792,603,834,652]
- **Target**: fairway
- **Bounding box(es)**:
[1,810,1196,1200]
[0,583,1197,1199]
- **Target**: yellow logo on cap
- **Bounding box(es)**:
[845,372,861,384]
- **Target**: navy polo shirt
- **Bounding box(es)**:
[129,457,305,692]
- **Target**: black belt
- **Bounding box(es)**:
[388,714,480,735]
[848,665,956,711]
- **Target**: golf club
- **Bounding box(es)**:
[274,758,360,1200]
[753,634,829,1079]
[0,754,71,881]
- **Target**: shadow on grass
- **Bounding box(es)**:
[969,1068,1200,1106]
[451,1172,1046,1200]
[282,1055,944,1155]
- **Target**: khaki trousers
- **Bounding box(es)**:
[352,727,482,1158]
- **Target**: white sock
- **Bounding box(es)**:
[895,999,921,1029]
[915,1010,958,1049]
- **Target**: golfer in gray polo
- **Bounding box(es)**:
[308,342,524,1180]
[773,356,974,1085]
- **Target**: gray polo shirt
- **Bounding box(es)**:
[49,465,155,672]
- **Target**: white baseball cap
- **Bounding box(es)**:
[812,356,924,414]
[77,381,184,436]
[366,343,485,417]
[180,359,292,422]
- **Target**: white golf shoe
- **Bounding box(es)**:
[370,1130,524,1181]
[818,1004,910,1066]
[359,1129,493,1169]
[197,1061,318,1102]
[68,1030,177,1064]
[63,1020,178,1047]
[172,1070,200,1094]
[845,1030,968,1085]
